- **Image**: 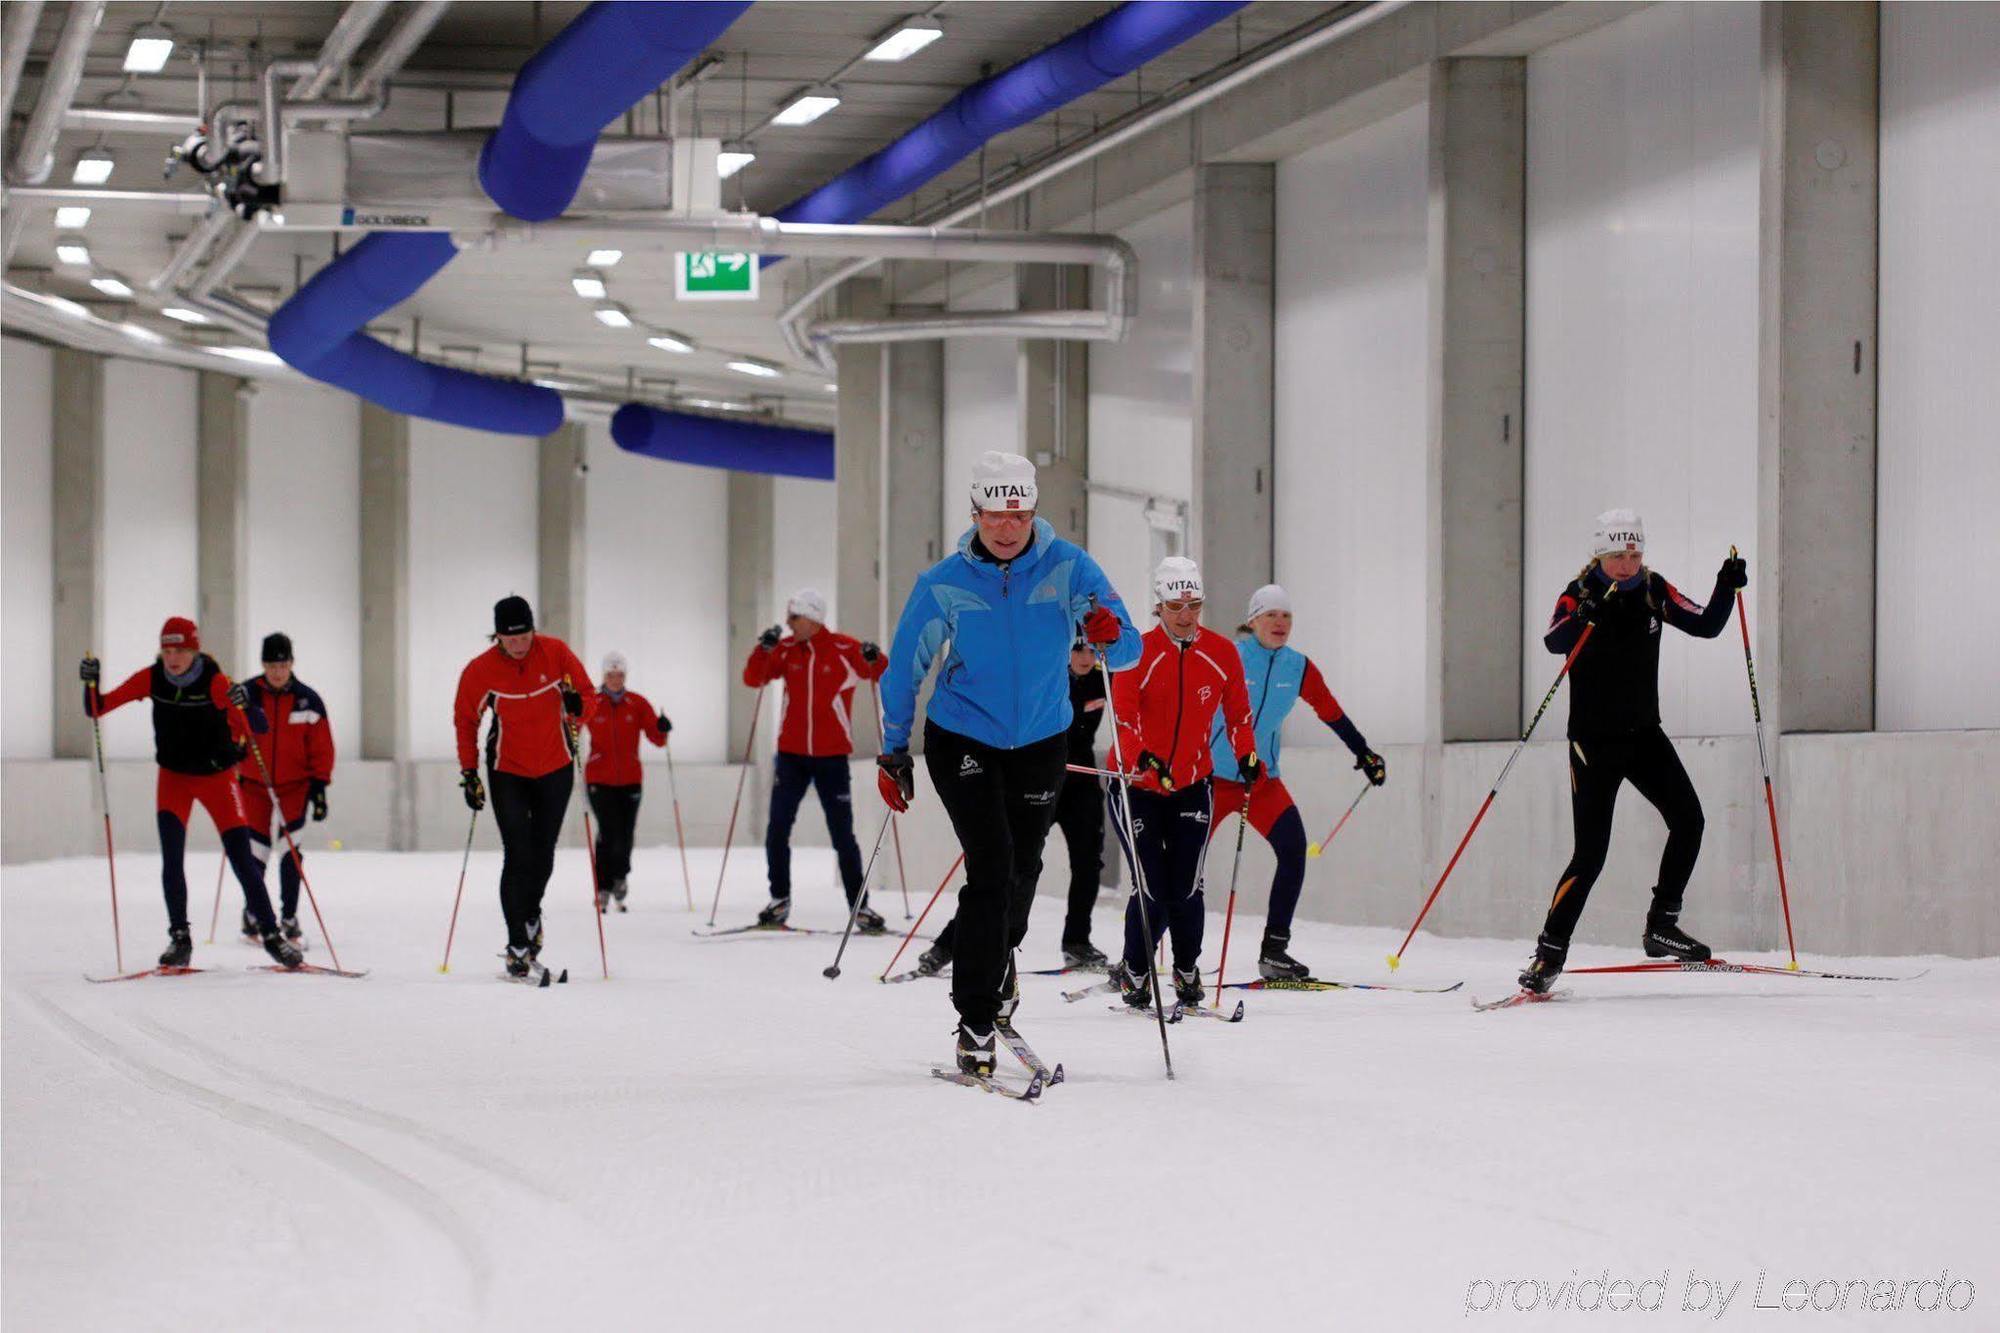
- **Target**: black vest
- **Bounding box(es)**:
[150,656,242,775]
[1565,573,1667,740]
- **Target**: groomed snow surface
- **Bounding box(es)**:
[5,845,1996,1330]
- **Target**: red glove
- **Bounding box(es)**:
[877,752,913,812]
[1081,605,1122,646]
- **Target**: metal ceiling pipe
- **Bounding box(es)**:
[7,0,107,185]
[0,0,47,131]
[4,185,217,212]
[291,0,393,100]
[351,0,453,99]
[63,106,203,134]
[148,205,237,292]
[208,59,386,188]
[185,218,263,298]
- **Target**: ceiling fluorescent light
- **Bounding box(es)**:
[727,359,781,379]
[55,241,90,266]
[594,305,633,329]
[647,333,695,355]
[586,249,623,268]
[89,275,135,298]
[773,92,840,127]
[161,306,209,324]
[72,150,115,185]
[571,270,608,299]
[864,23,943,63]
[716,150,755,179]
[123,26,176,73]
[54,206,91,229]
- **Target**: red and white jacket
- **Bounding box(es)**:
[239,675,336,795]
[453,634,596,779]
[584,689,667,786]
[1111,624,1256,794]
[742,631,886,757]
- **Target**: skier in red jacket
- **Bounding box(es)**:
[583,649,670,912]
[1107,558,1259,1011]
[235,631,335,947]
[80,616,302,970]
[741,587,887,930]
[452,595,595,979]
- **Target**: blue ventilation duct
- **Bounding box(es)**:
[772,1,1247,231]
[611,404,835,481]
[267,2,750,437]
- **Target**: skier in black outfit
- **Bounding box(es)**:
[1519,508,1748,994]
[914,641,1112,975]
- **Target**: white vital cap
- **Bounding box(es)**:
[1591,508,1646,558]
[786,587,828,623]
[969,450,1038,513]
[601,650,629,675]
[1153,556,1205,604]
[1246,583,1292,621]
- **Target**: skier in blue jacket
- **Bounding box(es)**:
[877,451,1141,1078]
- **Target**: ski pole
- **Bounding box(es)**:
[440,807,478,973]
[1308,782,1371,858]
[86,678,124,974]
[234,703,346,972]
[663,736,695,912]
[205,855,226,944]
[1388,603,1608,971]
[822,807,896,980]
[1067,762,1137,781]
[870,680,912,917]
[707,683,767,926]
[1732,546,1799,970]
[1213,808,1250,999]
[1091,608,1174,1079]
[563,679,609,980]
[880,852,964,980]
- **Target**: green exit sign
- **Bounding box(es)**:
[676,250,758,301]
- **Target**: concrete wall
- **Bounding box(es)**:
[770,475,837,635]
[3,337,55,759]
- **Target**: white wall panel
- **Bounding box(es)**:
[772,475,837,633]
[3,339,55,759]
[1877,3,2000,730]
[405,421,536,761]
[941,280,1016,555]
[1273,102,1431,748]
[100,360,198,758]
[244,381,362,761]
[1524,2,1761,737]
[584,423,730,763]
[1088,200,1193,618]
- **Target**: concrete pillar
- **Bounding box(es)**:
[536,421,587,648]
[51,348,103,759]
[1757,2,1879,734]
[1018,264,1090,544]
[834,278,886,655]
[872,323,945,760]
[196,372,251,673]
[1426,58,1527,742]
[358,403,410,764]
[1190,163,1275,626]
[725,470,774,759]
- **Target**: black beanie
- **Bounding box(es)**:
[261,631,294,663]
[494,595,535,636]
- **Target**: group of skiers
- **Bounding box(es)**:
[80,449,1751,1076]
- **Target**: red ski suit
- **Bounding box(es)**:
[453,635,596,778]
[583,690,667,785]
[1110,625,1257,794]
[238,676,336,825]
[741,632,886,757]
[90,661,256,832]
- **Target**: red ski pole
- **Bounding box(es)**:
[1308,782,1371,859]
[871,681,912,917]
[1732,547,1799,969]
[564,679,609,980]
[663,736,695,912]
[205,856,226,944]
[235,703,345,972]
[706,683,766,926]
[1212,808,1250,999]
[86,679,124,974]
[1388,617,1602,971]
[879,852,964,980]
[439,807,478,973]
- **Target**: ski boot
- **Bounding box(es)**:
[1111,959,1151,1008]
[1173,965,1206,1008]
[1643,912,1712,962]
[1257,930,1310,981]
[996,958,1021,1025]
[916,940,952,976]
[1061,939,1109,970]
[504,944,533,979]
[239,908,260,943]
[262,929,304,970]
[159,925,193,969]
[955,1021,997,1077]
[612,878,629,912]
[280,915,305,945]
[853,904,887,935]
[755,896,791,928]
[526,918,545,959]
[596,888,611,914]
[1517,935,1568,995]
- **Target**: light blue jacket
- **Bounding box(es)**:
[882,519,1141,752]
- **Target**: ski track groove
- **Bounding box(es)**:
[21,989,493,1318]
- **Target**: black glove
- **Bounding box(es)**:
[1237,751,1265,786]
[226,681,250,710]
[308,778,329,822]
[1718,554,1748,591]
[1134,750,1175,791]
[460,768,486,812]
[1356,750,1387,787]
[876,751,914,812]
[79,655,101,684]
[560,685,584,717]
[860,640,881,664]
[757,625,782,650]
[1571,583,1604,625]
[657,713,673,735]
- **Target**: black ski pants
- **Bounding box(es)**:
[928,767,1108,960]
[1113,779,1214,974]
[925,721,1067,1028]
[1539,728,1705,948]
[587,782,642,891]
[765,752,866,903]
[158,815,276,934]
[490,765,573,949]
